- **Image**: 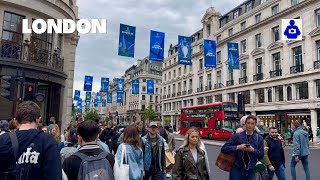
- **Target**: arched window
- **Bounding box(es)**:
[287,86,292,100]
[268,89,272,102]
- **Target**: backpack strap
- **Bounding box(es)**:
[9,131,19,160]
[74,151,109,162]
[73,152,89,162]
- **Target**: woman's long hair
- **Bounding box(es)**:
[181,127,202,148]
[50,124,60,142]
[123,125,140,148]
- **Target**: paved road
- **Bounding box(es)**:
[174,140,320,180]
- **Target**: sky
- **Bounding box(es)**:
[74,0,246,97]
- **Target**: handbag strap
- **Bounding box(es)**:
[120,144,127,164]
[9,131,19,159]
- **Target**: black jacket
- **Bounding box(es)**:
[62,144,115,180]
[0,129,62,180]
[99,127,115,143]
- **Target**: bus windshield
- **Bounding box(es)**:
[223,119,239,131]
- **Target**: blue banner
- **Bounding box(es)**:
[77,98,82,108]
[149,30,165,61]
[74,90,80,101]
[116,78,125,93]
[96,92,102,102]
[84,75,93,91]
[178,35,192,65]
[118,24,136,58]
[132,79,139,94]
[147,80,154,95]
[117,92,123,103]
[227,42,240,69]
[85,92,91,102]
[102,99,106,107]
[204,39,216,68]
[94,98,98,107]
[101,77,109,92]
[85,101,90,107]
[107,93,112,103]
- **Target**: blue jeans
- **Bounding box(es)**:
[267,164,286,180]
[229,166,254,180]
[290,155,311,180]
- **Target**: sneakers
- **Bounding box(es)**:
[166,173,171,178]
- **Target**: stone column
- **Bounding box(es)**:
[308,80,315,100]
[292,84,296,100]
[250,89,255,104]
[311,109,318,142]
[283,85,287,101]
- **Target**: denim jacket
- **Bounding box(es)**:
[292,127,310,157]
[141,134,165,172]
[116,144,144,180]
[221,131,264,170]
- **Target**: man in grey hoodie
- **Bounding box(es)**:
[290,121,311,180]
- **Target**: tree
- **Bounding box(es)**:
[84,108,100,121]
[142,105,156,123]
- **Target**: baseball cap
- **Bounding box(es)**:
[149,121,158,128]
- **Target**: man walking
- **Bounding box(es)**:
[156,119,168,142]
[264,127,286,180]
[290,121,311,180]
[142,122,166,180]
[0,101,62,180]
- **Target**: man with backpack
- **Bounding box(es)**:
[0,101,62,180]
[63,120,115,180]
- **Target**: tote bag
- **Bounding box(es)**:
[114,144,130,180]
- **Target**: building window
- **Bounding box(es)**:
[178,67,181,76]
[142,105,145,110]
[207,74,212,87]
[173,70,176,78]
[184,65,187,74]
[199,59,203,70]
[31,19,53,56]
[256,58,263,74]
[241,21,246,30]
[2,12,24,43]
[228,28,233,37]
[217,71,221,84]
[189,79,193,90]
[217,51,221,64]
[316,9,320,27]
[275,85,283,101]
[142,95,145,100]
[143,79,146,82]
[206,24,211,37]
[142,86,146,92]
[169,72,171,79]
[199,44,203,51]
[241,40,246,53]
[255,33,262,48]
[57,34,62,56]
[199,76,203,89]
[272,26,280,42]
[292,46,302,65]
[287,86,292,100]
[257,89,265,103]
[272,52,281,71]
[243,90,250,104]
[246,2,252,12]
[217,35,221,43]
[228,69,233,81]
[164,74,166,81]
[272,4,279,15]
[255,14,261,23]
[291,0,299,5]
[241,63,247,78]
[183,81,187,91]
[261,0,268,4]
[316,80,320,98]
[317,41,320,61]
[296,81,308,100]
[178,83,181,92]
[233,9,240,19]
[219,17,228,28]
[215,94,222,102]
[268,89,272,102]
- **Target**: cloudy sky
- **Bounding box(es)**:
[74,0,246,97]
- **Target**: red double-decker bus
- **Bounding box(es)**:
[180,101,240,140]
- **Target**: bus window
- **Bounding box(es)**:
[215,120,222,130]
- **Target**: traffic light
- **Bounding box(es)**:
[24,83,35,101]
[0,76,17,101]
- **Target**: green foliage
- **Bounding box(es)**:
[84,108,100,121]
[142,105,156,121]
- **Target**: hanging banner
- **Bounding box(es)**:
[74,90,80,101]
[132,79,139,94]
[84,75,93,91]
[117,92,123,103]
[94,98,98,107]
[116,78,125,93]
[96,92,102,102]
[77,98,82,108]
[147,80,154,95]
[204,39,216,68]
[85,92,91,102]
[178,35,192,65]
[101,77,109,92]
[85,101,90,107]
[118,24,136,58]
[149,30,165,61]
[107,93,112,103]
[102,99,106,107]
[227,42,240,69]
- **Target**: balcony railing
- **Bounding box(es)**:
[188,89,193,94]
[214,83,223,89]
[162,95,166,99]
[172,93,176,97]
[167,94,170,98]
[239,77,247,84]
[205,85,212,91]
[269,69,282,78]
[0,40,64,71]
[197,87,203,92]
[226,80,234,87]
[182,91,187,95]
[177,92,181,96]
[314,60,320,69]
[290,64,304,74]
[253,73,263,81]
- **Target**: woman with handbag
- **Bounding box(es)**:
[115,126,144,180]
[221,115,265,180]
[172,128,210,180]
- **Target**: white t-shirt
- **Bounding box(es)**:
[190,148,197,163]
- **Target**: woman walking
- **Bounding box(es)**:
[172,128,210,180]
[115,126,144,180]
